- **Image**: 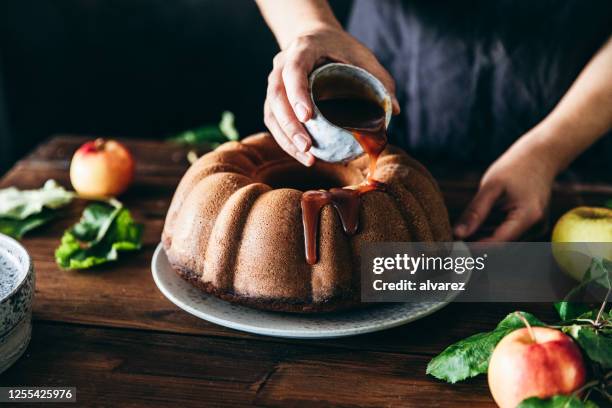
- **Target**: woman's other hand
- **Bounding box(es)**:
[454,141,558,242]
[264,26,399,166]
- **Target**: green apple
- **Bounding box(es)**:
[551,206,612,281]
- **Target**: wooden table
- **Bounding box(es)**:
[1,136,610,407]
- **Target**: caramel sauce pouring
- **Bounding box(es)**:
[301,98,388,264]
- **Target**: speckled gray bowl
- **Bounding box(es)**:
[0,233,34,374]
[305,63,393,163]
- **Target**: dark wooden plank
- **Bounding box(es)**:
[24,135,208,172]
[254,358,493,408]
[0,161,183,196]
[0,323,270,407]
[0,322,496,407]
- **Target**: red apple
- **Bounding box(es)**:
[70,138,135,199]
[488,326,586,408]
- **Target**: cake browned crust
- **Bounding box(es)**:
[162,132,452,313]
[172,264,360,313]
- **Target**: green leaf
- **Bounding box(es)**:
[574,309,610,322]
[496,311,546,330]
[70,202,122,245]
[169,125,226,144]
[426,330,508,383]
[0,179,72,239]
[219,111,239,141]
[55,202,142,270]
[168,111,239,145]
[554,303,610,326]
[0,180,74,220]
[0,210,57,239]
[565,325,612,369]
[518,395,598,408]
[555,259,611,321]
[605,199,612,209]
[590,258,612,289]
[555,302,592,322]
[427,312,545,383]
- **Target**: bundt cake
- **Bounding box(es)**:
[162,132,451,312]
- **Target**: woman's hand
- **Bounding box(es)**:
[454,141,558,242]
[264,26,400,166]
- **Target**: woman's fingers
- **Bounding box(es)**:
[282,46,317,122]
[454,184,503,239]
[263,52,315,166]
[267,70,312,151]
[264,101,314,167]
[479,206,541,242]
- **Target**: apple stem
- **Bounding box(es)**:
[94,138,106,151]
[594,287,610,327]
[514,312,536,342]
[107,197,123,209]
[573,379,599,398]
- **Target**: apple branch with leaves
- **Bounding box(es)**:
[427,258,611,407]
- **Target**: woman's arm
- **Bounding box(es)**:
[256,0,342,49]
[455,36,612,241]
[523,36,612,173]
[256,0,399,165]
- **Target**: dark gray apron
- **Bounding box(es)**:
[348,0,612,173]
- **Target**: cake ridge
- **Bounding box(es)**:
[380,180,434,241]
[169,172,252,273]
[203,182,271,291]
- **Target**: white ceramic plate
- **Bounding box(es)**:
[151,242,470,339]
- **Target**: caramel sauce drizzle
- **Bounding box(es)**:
[301,98,388,265]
